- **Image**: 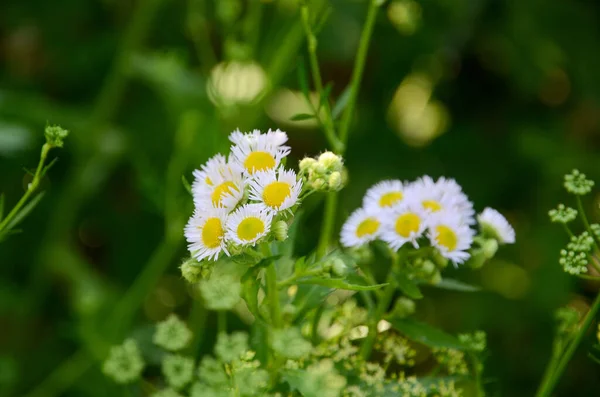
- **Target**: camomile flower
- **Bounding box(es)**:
[363,180,406,211]
[381,203,428,250]
[478,207,515,244]
[184,208,229,261]
[191,154,227,190]
[193,163,245,210]
[340,208,383,248]
[226,203,273,246]
[248,168,302,212]
[427,212,474,264]
[229,129,291,175]
[406,176,475,224]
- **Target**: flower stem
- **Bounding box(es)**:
[535,291,600,396]
[266,262,283,328]
[217,310,227,335]
[316,192,338,258]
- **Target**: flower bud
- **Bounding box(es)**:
[482,238,499,259]
[318,151,343,172]
[273,220,289,241]
[180,258,204,283]
[328,172,343,191]
[432,250,449,268]
[44,125,69,148]
[299,157,317,173]
[465,248,487,269]
[330,257,348,277]
[421,260,436,275]
[391,297,415,319]
[311,178,326,190]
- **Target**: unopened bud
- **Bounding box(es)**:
[299,157,317,173]
[432,250,449,268]
[318,151,343,172]
[391,297,415,319]
[328,172,343,191]
[273,220,289,241]
[466,248,487,269]
[311,178,326,190]
[44,125,69,148]
[180,258,204,283]
[330,257,348,277]
[482,238,499,259]
[421,260,436,275]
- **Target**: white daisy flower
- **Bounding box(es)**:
[478,207,515,244]
[229,129,291,175]
[381,203,428,250]
[248,168,302,212]
[427,212,475,264]
[184,208,230,261]
[193,162,245,211]
[406,176,475,224]
[340,208,383,248]
[226,203,273,246]
[363,180,406,211]
[191,154,228,191]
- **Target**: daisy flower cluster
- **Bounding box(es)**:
[341,176,515,264]
[184,129,302,262]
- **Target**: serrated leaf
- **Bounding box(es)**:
[181,175,192,195]
[389,318,467,350]
[332,84,352,119]
[5,191,45,231]
[430,278,481,292]
[290,113,316,121]
[295,276,387,291]
[394,272,423,299]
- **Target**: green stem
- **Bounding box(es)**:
[536,292,600,397]
[0,143,50,235]
[311,304,325,345]
[266,262,283,328]
[470,353,484,397]
[277,269,322,289]
[337,0,379,147]
[316,192,338,258]
[217,311,227,335]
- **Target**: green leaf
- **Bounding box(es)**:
[332,84,352,119]
[319,82,333,110]
[181,175,192,195]
[429,278,481,292]
[282,369,308,395]
[295,276,387,291]
[394,272,423,299]
[389,318,467,350]
[296,59,310,99]
[5,191,45,231]
[241,270,262,322]
[290,113,316,121]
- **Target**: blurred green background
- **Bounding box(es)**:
[1,0,600,395]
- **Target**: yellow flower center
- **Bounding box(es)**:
[237,217,265,241]
[244,151,276,174]
[435,225,458,251]
[263,181,292,208]
[205,176,213,185]
[201,217,223,249]
[379,191,403,207]
[422,200,442,212]
[394,213,421,238]
[356,218,380,238]
[211,181,238,207]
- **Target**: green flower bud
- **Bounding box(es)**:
[180,258,208,283]
[154,314,193,352]
[482,238,499,259]
[162,354,195,390]
[432,250,449,268]
[549,204,577,224]
[430,270,442,285]
[273,220,289,241]
[311,178,326,190]
[197,356,228,386]
[44,125,69,148]
[391,297,415,318]
[102,339,145,384]
[465,248,487,269]
[299,157,317,173]
[328,171,343,191]
[421,260,436,275]
[318,151,343,172]
[330,257,348,277]
[564,169,594,195]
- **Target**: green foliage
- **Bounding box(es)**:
[154,314,193,352]
[102,339,145,384]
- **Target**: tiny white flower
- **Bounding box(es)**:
[363,180,406,211]
[478,207,515,244]
[340,208,383,248]
[184,208,230,261]
[193,162,245,211]
[191,154,227,190]
[226,203,273,246]
[406,176,475,224]
[248,168,302,212]
[229,129,291,175]
[381,203,428,250]
[427,212,475,264]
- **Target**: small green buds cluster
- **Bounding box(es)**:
[559,249,588,275]
[375,333,416,366]
[300,359,347,397]
[180,258,211,283]
[44,125,69,148]
[564,169,594,195]
[215,332,249,363]
[458,331,487,352]
[271,327,312,359]
[154,314,193,352]
[299,151,346,192]
[199,274,241,310]
[102,339,145,384]
[162,354,195,389]
[432,347,469,376]
[591,224,600,240]
[549,204,578,224]
[567,231,594,252]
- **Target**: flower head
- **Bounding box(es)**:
[477,207,515,244]
[427,212,474,264]
[564,169,594,195]
[406,176,475,224]
[193,162,245,210]
[191,154,228,188]
[380,202,428,249]
[226,204,273,246]
[559,249,588,275]
[229,129,290,175]
[184,208,230,261]
[44,125,69,148]
[549,204,577,224]
[248,168,302,212]
[363,180,406,211]
[154,314,193,352]
[340,208,382,248]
